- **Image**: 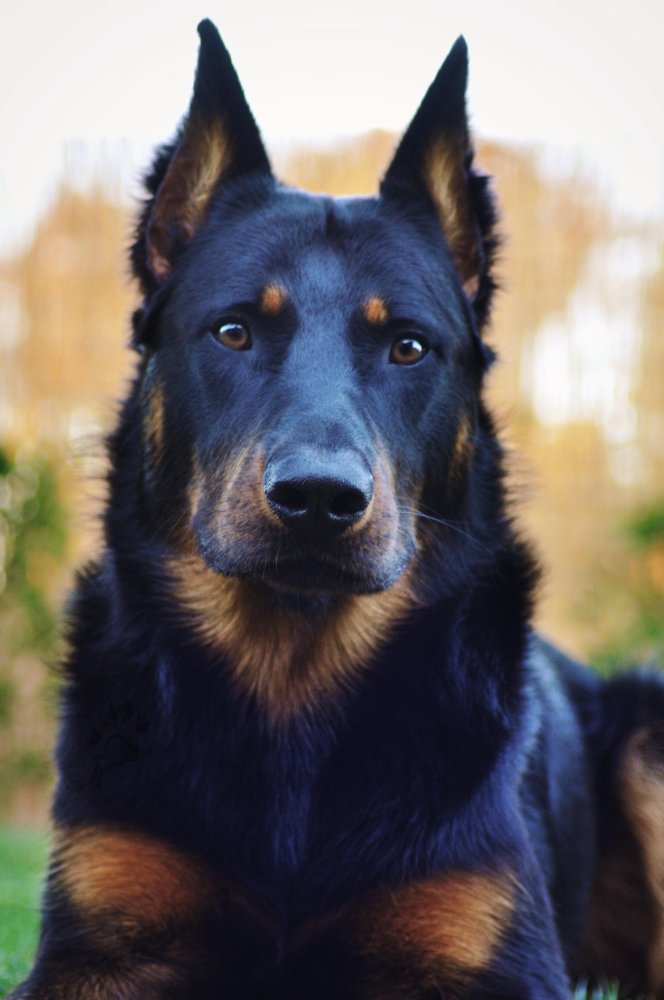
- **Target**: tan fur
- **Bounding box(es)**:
[360,870,515,981]
[450,415,474,480]
[620,730,664,992]
[260,284,288,314]
[52,824,217,935]
[10,960,188,1000]
[149,116,233,279]
[423,137,480,299]
[169,555,415,721]
[580,728,664,996]
[143,376,165,465]
[363,296,389,326]
[171,444,417,720]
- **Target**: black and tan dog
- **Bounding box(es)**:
[11,20,664,1000]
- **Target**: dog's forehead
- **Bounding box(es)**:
[174,186,464,323]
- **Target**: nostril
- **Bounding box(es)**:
[267,482,308,514]
[264,452,374,532]
[329,487,370,519]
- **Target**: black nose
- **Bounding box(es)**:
[264,451,373,533]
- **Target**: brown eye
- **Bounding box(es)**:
[213,320,252,351]
[389,336,428,366]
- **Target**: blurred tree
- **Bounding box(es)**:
[0,446,68,821]
[591,500,664,671]
[277,129,397,197]
[634,246,664,494]
[0,447,67,654]
[9,183,135,448]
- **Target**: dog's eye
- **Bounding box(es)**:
[212,320,252,351]
[389,336,429,366]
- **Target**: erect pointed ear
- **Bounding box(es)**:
[381,38,497,314]
[145,20,271,282]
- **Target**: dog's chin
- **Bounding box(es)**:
[195,538,412,598]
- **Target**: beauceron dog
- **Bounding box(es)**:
[10,19,664,1000]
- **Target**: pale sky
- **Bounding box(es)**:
[1,0,662,252]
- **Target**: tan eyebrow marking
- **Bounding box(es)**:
[363,296,389,325]
[260,284,288,314]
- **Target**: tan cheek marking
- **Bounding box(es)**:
[52,825,217,935]
[450,415,474,480]
[260,283,287,314]
[363,296,389,325]
[360,870,515,978]
[144,380,165,463]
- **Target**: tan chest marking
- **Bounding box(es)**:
[169,555,415,721]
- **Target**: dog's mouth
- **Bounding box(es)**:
[269,549,406,591]
[197,542,414,596]
[185,447,417,596]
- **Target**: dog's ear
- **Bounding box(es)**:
[381,38,497,322]
[137,20,271,285]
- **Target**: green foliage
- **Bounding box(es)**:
[592,499,664,673]
[0,445,67,657]
[0,826,47,996]
[624,502,664,549]
[0,681,13,728]
[2,750,52,782]
[573,986,619,1000]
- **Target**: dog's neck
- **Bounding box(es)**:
[166,552,420,723]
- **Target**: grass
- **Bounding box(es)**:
[0,827,47,997]
[574,986,620,1000]
[0,825,623,998]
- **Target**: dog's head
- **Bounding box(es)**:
[130,20,498,599]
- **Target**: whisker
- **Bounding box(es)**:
[396,504,492,554]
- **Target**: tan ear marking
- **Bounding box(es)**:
[148,116,233,280]
[423,136,481,297]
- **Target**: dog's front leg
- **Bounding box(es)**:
[282,865,571,999]
[7,824,225,1000]
[351,865,572,1000]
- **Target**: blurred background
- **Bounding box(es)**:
[0,0,662,832]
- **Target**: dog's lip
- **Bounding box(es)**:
[249,553,374,588]
[198,545,406,594]
[256,558,404,595]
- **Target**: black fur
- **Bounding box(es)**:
[11,20,664,1000]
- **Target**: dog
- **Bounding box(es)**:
[11,19,664,1000]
